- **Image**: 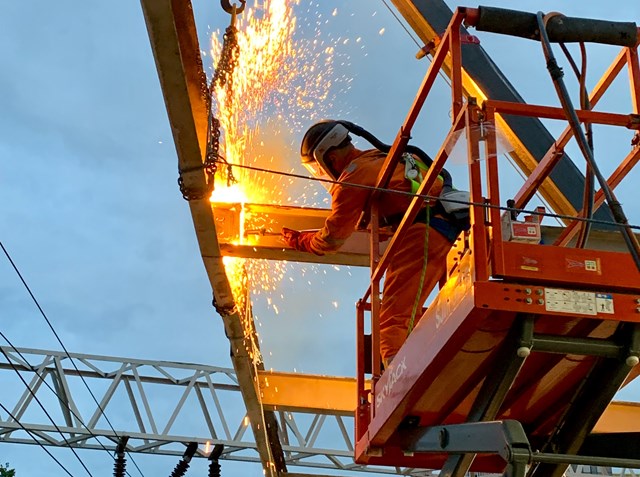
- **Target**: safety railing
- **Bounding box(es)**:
[355,5,640,441]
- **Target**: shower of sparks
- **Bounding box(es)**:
[208,0,351,343]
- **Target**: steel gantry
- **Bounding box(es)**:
[1,347,638,476]
[0,346,434,477]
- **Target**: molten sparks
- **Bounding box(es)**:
[210,184,247,204]
[208,1,340,349]
[207,1,355,368]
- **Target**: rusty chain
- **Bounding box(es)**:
[178,7,240,201]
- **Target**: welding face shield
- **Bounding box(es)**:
[300,121,351,181]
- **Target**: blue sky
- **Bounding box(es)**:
[1,1,639,476]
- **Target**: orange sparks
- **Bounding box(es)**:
[208,0,338,318]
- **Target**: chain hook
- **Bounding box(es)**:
[221,0,245,15]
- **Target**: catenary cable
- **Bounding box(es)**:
[380,0,422,49]
[379,0,454,90]
[0,401,77,477]
[212,159,640,232]
[0,343,94,476]
[0,241,146,477]
[0,336,135,477]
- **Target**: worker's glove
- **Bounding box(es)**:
[281,228,324,255]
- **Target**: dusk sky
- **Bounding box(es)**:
[1,1,639,476]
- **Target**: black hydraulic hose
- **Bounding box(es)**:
[559,41,594,248]
[578,165,595,248]
[338,120,454,189]
[474,6,638,47]
[537,11,640,271]
[576,43,595,249]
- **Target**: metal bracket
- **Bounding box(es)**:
[402,420,531,468]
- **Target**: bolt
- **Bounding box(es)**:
[525,297,533,304]
[517,346,531,358]
[525,288,532,295]
[626,356,640,367]
[537,298,544,305]
[536,289,544,296]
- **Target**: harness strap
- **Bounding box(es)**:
[408,207,430,335]
[402,153,432,194]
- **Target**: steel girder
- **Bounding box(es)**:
[139,0,287,474]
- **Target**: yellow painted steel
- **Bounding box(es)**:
[258,371,364,415]
[211,202,386,266]
[594,401,640,433]
[258,368,640,435]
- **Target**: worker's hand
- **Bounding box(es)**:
[281,228,324,255]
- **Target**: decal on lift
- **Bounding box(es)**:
[544,288,597,316]
[565,257,601,274]
[595,293,614,314]
[520,256,540,272]
[375,357,407,409]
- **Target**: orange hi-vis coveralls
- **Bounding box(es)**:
[301,149,454,362]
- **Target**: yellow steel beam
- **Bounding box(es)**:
[284,474,358,477]
[258,371,365,416]
[284,474,357,477]
[213,201,640,263]
[212,202,389,266]
[258,370,640,434]
[594,401,640,433]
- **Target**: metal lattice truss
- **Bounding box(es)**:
[0,347,430,477]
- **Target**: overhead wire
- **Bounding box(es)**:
[212,159,640,232]
[0,336,136,477]
[380,0,422,49]
[0,400,77,477]
[0,339,95,476]
[0,241,146,477]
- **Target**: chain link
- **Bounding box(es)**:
[178,17,239,201]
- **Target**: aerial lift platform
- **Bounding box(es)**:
[352,7,640,477]
[142,1,640,475]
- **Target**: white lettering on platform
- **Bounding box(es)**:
[375,357,407,409]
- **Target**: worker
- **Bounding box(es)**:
[282,120,469,367]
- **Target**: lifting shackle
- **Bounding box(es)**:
[221,0,245,15]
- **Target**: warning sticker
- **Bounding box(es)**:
[595,293,615,314]
[565,257,601,274]
[544,288,596,316]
